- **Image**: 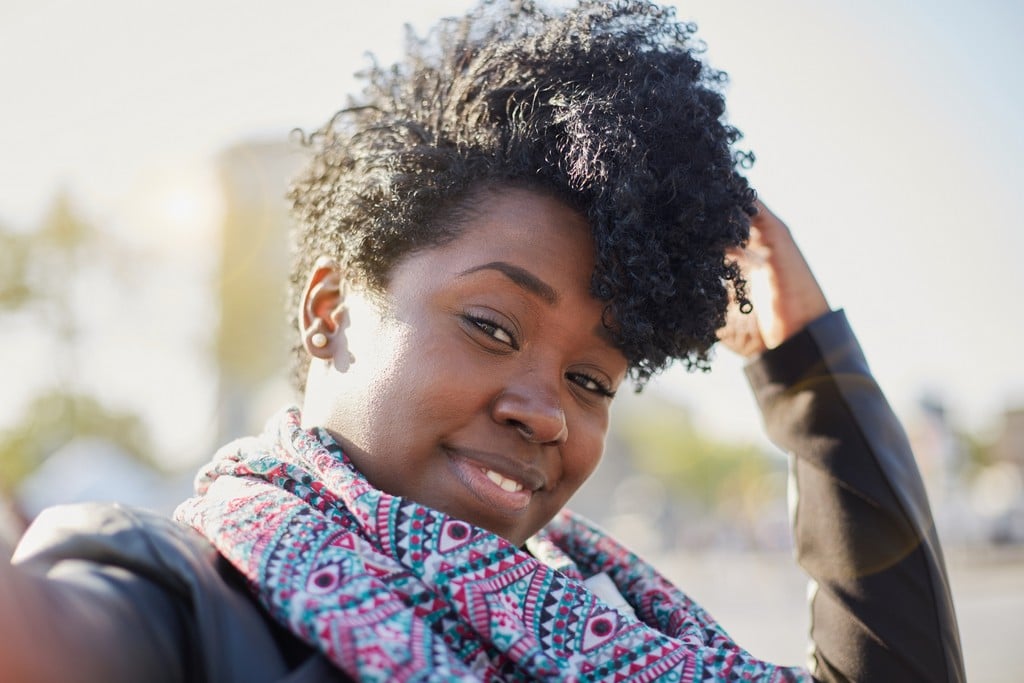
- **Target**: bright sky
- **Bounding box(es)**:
[1,0,1022,464]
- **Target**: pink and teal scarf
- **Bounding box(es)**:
[176,408,808,682]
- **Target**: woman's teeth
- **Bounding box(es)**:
[483,469,524,493]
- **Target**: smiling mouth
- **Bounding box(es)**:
[444,447,540,518]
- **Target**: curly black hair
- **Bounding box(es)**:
[289,0,755,388]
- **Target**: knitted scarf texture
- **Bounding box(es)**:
[175,408,808,682]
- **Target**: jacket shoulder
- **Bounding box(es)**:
[14,502,346,682]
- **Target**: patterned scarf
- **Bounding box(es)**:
[176,408,808,682]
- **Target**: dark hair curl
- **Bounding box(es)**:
[289,0,755,388]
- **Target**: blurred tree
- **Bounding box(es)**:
[0,191,156,493]
[0,227,32,310]
[614,398,785,519]
[32,190,93,386]
[0,391,152,495]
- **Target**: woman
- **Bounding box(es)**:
[2,1,962,681]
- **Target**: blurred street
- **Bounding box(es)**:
[650,545,1024,683]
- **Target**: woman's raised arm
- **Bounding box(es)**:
[720,203,965,682]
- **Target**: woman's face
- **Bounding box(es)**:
[302,187,628,546]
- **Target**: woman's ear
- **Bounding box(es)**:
[298,258,350,363]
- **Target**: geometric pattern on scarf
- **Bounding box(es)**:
[175,408,809,682]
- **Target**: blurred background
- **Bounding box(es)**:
[1,0,1021,680]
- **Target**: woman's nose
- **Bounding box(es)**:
[491,377,568,445]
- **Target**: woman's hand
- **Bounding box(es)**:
[717,200,830,358]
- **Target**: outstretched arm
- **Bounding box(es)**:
[720,202,965,682]
[0,508,190,683]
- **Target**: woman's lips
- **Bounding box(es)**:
[446,450,535,516]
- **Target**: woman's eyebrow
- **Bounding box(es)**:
[457,261,559,304]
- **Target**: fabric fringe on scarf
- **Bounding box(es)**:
[176,408,808,682]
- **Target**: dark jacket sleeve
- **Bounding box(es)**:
[11,503,348,683]
[744,310,964,683]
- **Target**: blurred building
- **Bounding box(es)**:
[905,394,964,509]
[972,406,1024,544]
[992,407,1024,469]
[214,140,308,443]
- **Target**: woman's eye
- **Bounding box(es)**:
[468,316,516,347]
[568,372,615,398]
[485,323,514,345]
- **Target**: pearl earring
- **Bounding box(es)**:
[310,332,328,349]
